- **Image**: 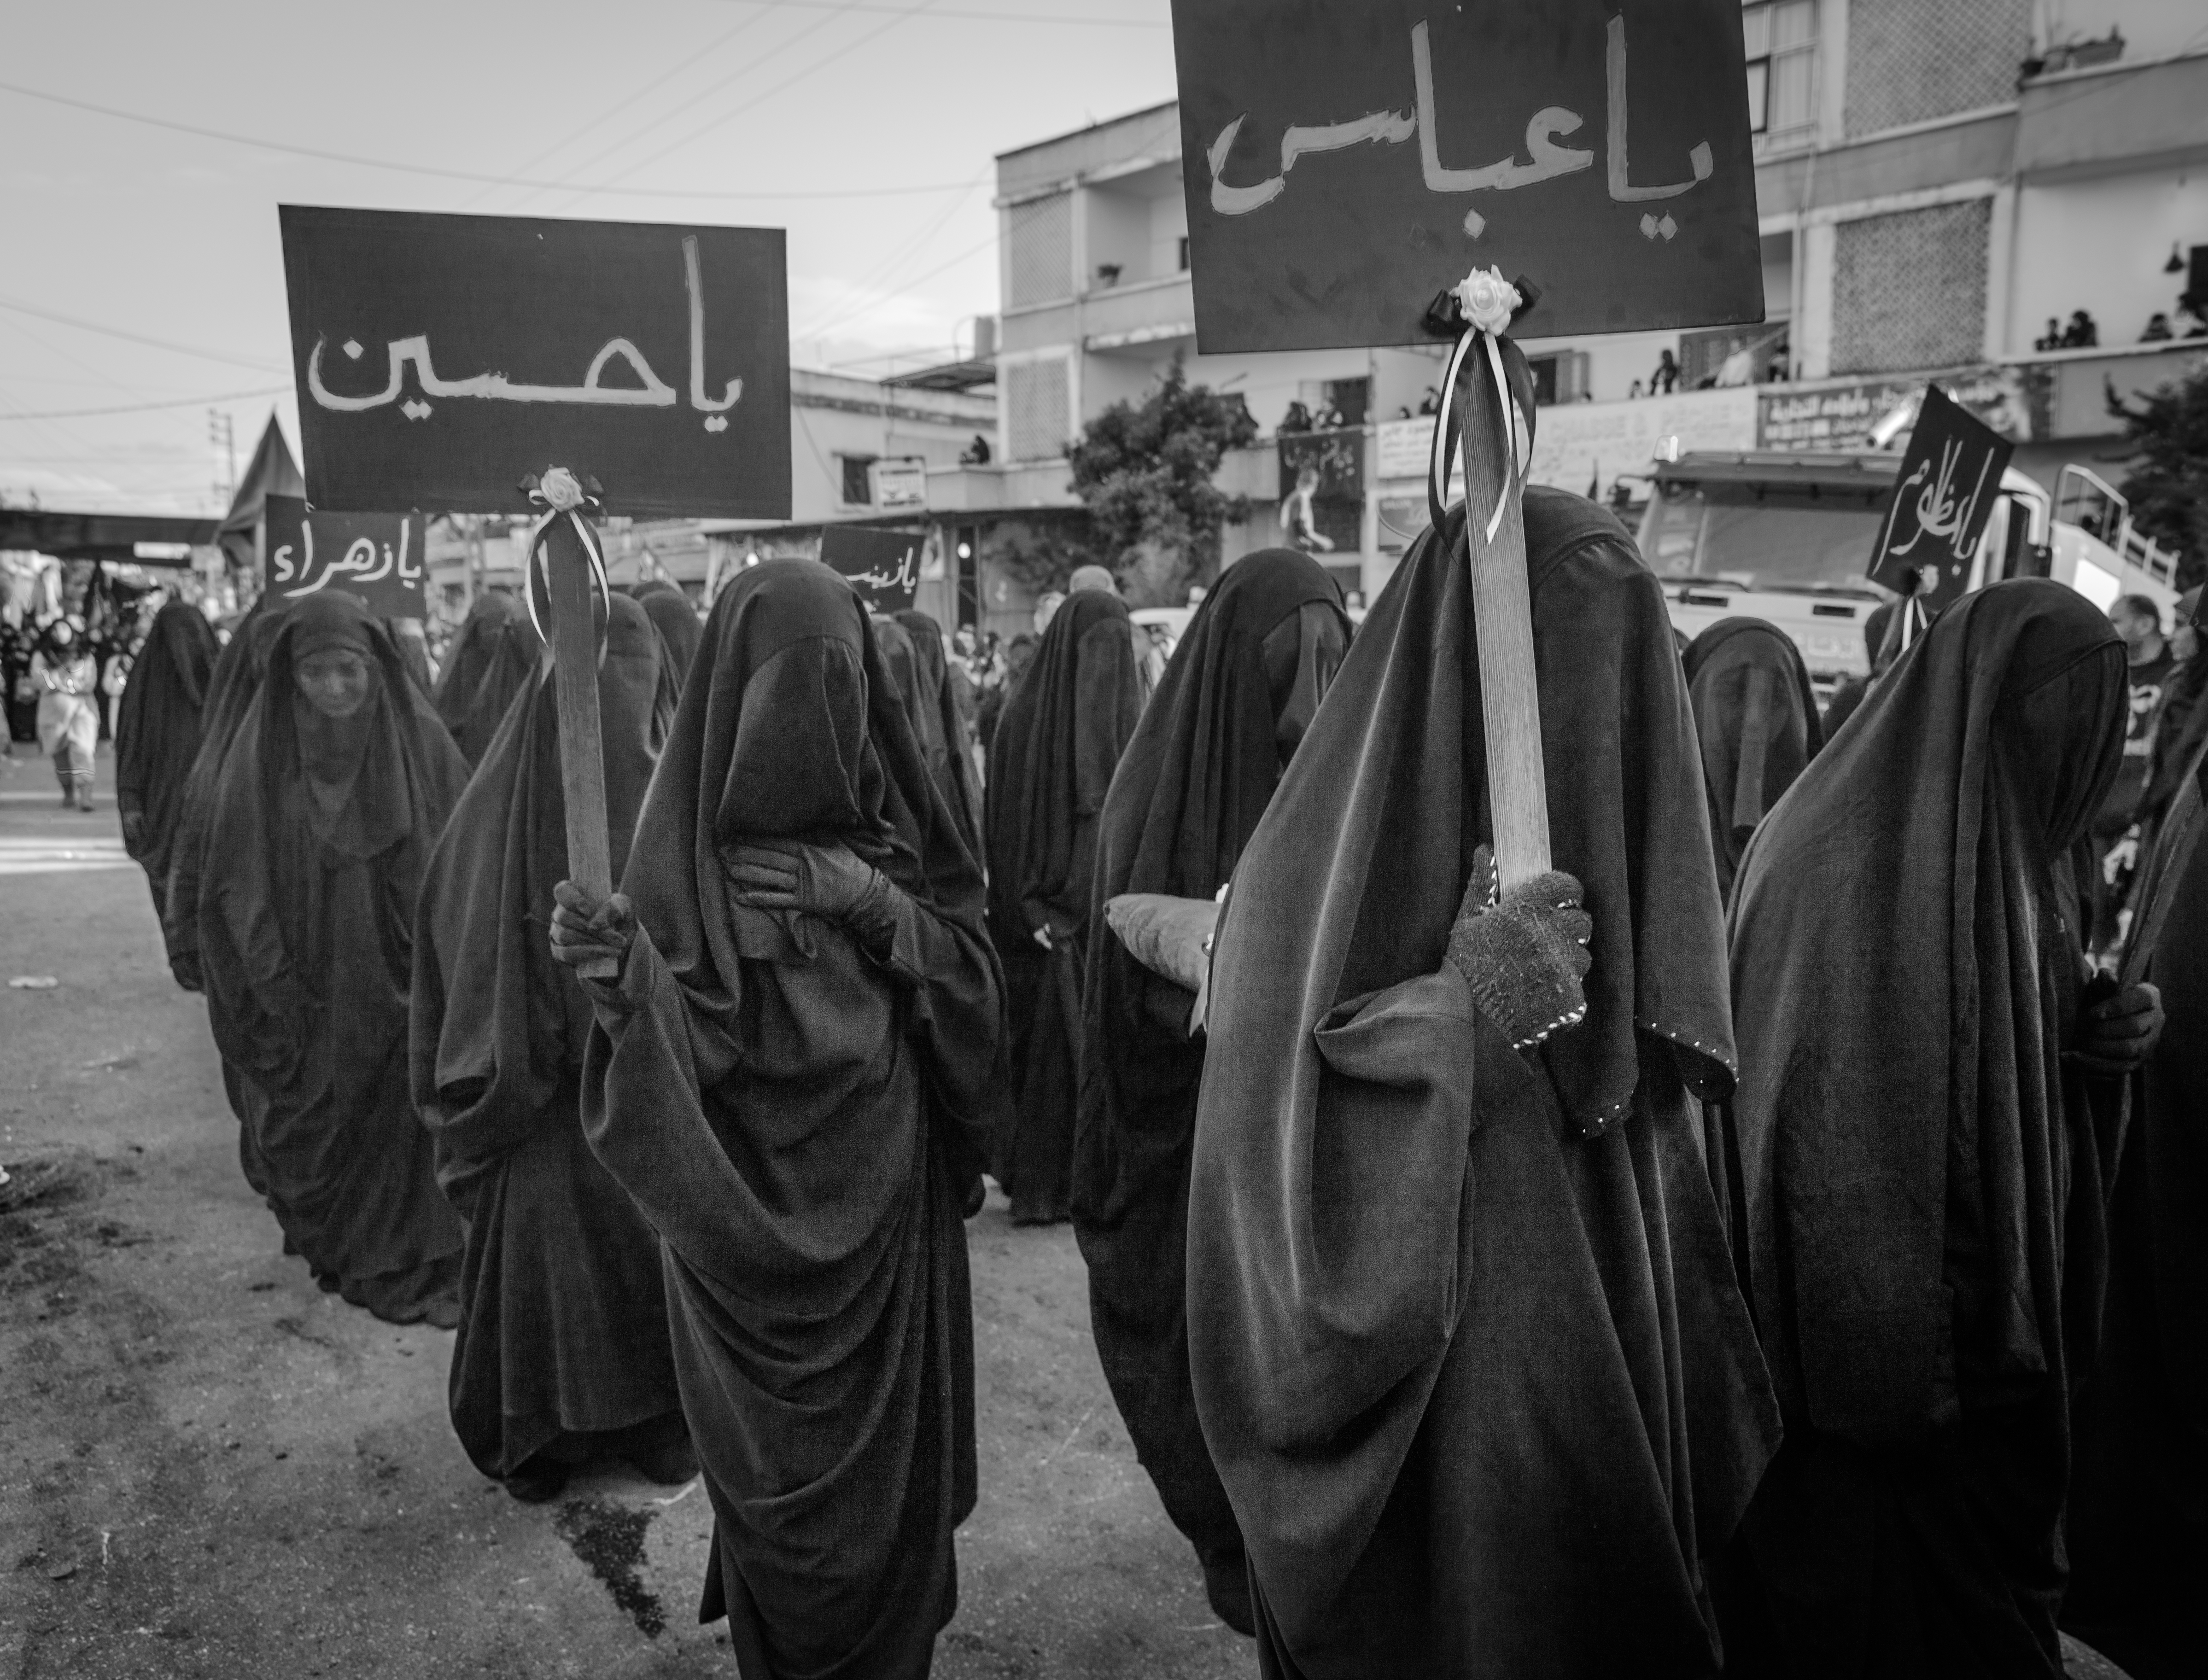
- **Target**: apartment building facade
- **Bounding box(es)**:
[986,0,2208,604]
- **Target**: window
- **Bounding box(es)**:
[1743,1,1817,142]
[839,454,877,505]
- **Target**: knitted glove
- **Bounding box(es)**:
[1444,846,1594,1050]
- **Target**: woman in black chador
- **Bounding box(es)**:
[984,585,1143,1224]
[1681,616,1823,903]
[1073,548,1350,1633]
[198,593,467,1325]
[117,598,221,934]
[549,560,1001,1680]
[1722,580,2166,1678]
[411,592,689,1502]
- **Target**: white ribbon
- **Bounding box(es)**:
[1427,327,1525,544]
[522,487,611,653]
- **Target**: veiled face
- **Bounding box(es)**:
[296,648,372,718]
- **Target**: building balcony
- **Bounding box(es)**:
[999,271,1195,358]
[2016,49,2208,179]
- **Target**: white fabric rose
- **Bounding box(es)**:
[1453,267,1522,336]
[537,466,586,511]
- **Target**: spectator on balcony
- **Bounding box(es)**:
[2062,310,2101,350]
[1277,400,1314,435]
[2141,312,2174,344]
[1417,387,1441,417]
[2035,317,2065,352]
[1650,348,1681,394]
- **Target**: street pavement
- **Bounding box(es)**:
[0,742,1249,1680]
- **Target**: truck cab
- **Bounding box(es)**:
[1638,452,2183,703]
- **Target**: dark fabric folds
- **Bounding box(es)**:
[433,593,518,734]
[983,589,1144,1223]
[895,610,985,857]
[198,593,467,1324]
[411,593,682,1478]
[117,600,220,932]
[1072,550,1348,1589]
[1187,492,1778,1677]
[1724,580,2132,1677]
[162,603,289,986]
[445,614,545,770]
[1682,618,1825,902]
[580,560,1001,1680]
[633,580,703,689]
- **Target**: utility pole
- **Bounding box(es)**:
[208,410,236,511]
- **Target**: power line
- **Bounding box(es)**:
[0,79,974,201]
[714,0,1165,26]
[0,385,292,421]
[0,296,285,373]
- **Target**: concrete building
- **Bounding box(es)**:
[970,0,2207,605]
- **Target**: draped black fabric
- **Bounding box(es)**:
[634,580,703,689]
[434,594,519,734]
[894,610,985,858]
[162,602,288,988]
[580,560,1001,1680]
[411,594,683,1479]
[1723,580,2131,1678]
[1072,549,1348,1604]
[446,615,545,770]
[870,612,926,737]
[198,594,468,1324]
[983,589,1144,1223]
[1682,618,1824,902]
[2065,773,2208,1680]
[117,600,220,932]
[1187,492,1779,1678]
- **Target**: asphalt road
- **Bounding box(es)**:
[0,743,1250,1680]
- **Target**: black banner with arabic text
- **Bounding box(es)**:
[819,526,923,613]
[1168,0,1761,351]
[280,205,791,520]
[262,495,427,619]
[1867,385,2015,612]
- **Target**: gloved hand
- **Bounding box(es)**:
[724,840,887,922]
[1444,845,1594,1050]
[2072,981,2163,1076]
[170,951,204,993]
[549,881,636,974]
[120,808,146,853]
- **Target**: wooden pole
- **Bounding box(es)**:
[540,507,616,980]
[1457,337,1551,887]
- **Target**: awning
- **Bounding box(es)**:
[0,509,221,566]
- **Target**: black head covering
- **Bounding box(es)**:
[1075,548,1349,1229]
[894,608,985,855]
[988,588,1145,938]
[433,593,519,731]
[1682,617,1825,901]
[632,579,703,688]
[446,614,545,770]
[1729,579,2127,1444]
[160,599,290,982]
[117,600,221,909]
[1187,493,1774,1668]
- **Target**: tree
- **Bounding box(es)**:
[2108,364,2208,591]
[1067,356,1260,607]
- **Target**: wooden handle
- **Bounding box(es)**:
[542,510,617,981]
[1458,337,1550,888]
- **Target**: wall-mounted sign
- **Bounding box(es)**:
[262,495,427,618]
[868,457,929,510]
[1757,368,2035,453]
[1168,0,1762,351]
[280,205,792,520]
[820,525,923,612]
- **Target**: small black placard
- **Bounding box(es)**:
[819,527,923,612]
[1168,0,1762,351]
[280,205,791,520]
[262,495,427,618]
[1868,385,2016,612]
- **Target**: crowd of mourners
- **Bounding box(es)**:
[62,494,2206,1680]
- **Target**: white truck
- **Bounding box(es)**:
[1639,452,2185,701]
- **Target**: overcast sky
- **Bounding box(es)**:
[0,0,1175,514]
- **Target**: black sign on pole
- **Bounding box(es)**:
[1868,385,2016,613]
[1168,0,1762,352]
[819,527,923,613]
[279,205,792,520]
[262,495,428,618]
